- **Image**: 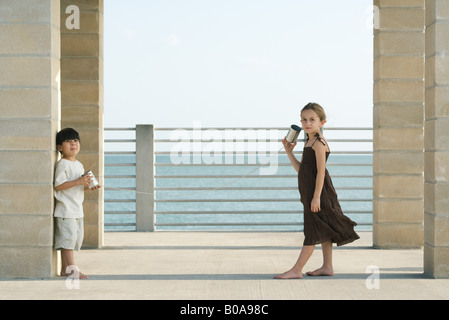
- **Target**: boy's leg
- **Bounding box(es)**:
[57,218,88,279]
[60,249,88,279]
[73,218,87,279]
[60,249,75,276]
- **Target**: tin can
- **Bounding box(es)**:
[285,124,302,143]
[83,170,99,189]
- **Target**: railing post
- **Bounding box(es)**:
[136,125,155,231]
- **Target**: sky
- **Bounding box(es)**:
[104,0,374,129]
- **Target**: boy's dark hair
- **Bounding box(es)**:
[56,128,80,146]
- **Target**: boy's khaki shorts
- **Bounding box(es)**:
[54,217,84,251]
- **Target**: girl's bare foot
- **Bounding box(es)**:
[306,266,334,277]
[274,269,303,279]
[61,271,88,279]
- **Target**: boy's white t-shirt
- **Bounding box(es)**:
[54,158,85,218]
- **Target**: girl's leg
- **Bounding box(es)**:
[306,241,334,276]
[274,245,315,279]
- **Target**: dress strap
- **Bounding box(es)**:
[310,133,327,147]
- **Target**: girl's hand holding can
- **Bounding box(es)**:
[282,137,297,153]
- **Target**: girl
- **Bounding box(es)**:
[274,103,359,279]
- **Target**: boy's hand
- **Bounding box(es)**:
[78,174,101,190]
[77,174,92,187]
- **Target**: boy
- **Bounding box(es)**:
[54,128,100,279]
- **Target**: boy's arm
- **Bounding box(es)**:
[55,175,91,191]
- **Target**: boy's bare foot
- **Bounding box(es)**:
[274,269,303,279]
[306,266,334,277]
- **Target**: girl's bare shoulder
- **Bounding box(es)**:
[312,134,330,153]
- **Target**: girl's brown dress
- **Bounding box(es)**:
[298,134,360,246]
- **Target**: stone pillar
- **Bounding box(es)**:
[373,0,425,248]
[424,0,449,278]
[0,0,60,277]
[60,0,104,248]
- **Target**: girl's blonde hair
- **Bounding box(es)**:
[301,102,326,140]
[301,102,326,122]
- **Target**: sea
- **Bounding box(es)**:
[104,153,373,232]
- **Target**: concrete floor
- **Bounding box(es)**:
[1,231,448,300]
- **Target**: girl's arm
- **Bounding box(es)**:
[282,138,301,173]
[311,141,327,213]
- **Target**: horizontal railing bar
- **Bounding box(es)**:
[154,198,372,202]
[105,199,136,202]
[104,211,136,214]
[105,128,136,131]
[155,210,372,214]
[154,139,372,143]
[154,127,373,131]
[155,222,303,226]
[104,186,372,191]
[105,223,136,226]
[154,151,373,155]
[153,222,373,227]
[105,151,136,155]
[104,175,373,179]
[104,175,136,179]
[105,163,136,167]
[155,175,372,179]
[154,163,372,167]
[155,187,373,191]
[104,209,371,215]
[105,139,136,143]
[106,174,372,179]
[156,210,301,214]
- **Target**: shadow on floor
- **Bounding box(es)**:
[83,271,426,281]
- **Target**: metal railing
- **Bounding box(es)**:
[104,126,373,231]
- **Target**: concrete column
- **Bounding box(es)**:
[424,0,449,278]
[136,125,155,232]
[373,0,425,248]
[60,0,104,248]
[0,0,60,277]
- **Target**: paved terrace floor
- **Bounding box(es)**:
[1,231,448,300]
